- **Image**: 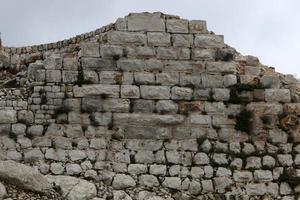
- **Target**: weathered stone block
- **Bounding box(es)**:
[206,62,236,74]
[190,114,211,125]
[194,34,224,48]
[265,89,291,103]
[140,85,170,99]
[127,12,165,31]
[100,45,123,58]
[79,42,100,57]
[134,72,155,85]
[164,60,204,73]
[62,71,78,83]
[107,31,147,45]
[132,99,155,113]
[166,19,188,33]
[99,71,122,84]
[44,55,62,69]
[147,32,171,46]
[73,84,120,98]
[103,98,130,112]
[46,70,61,82]
[192,49,216,60]
[172,34,193,47]
[117,58,163,72]
[121,85,140,99]
[171,86,193,100]
[125,46,155,58]
[157,47,190,60]
[189,20,207,33]
[63,57,78,70]
[0,110,17,124]
[81,58,117,71]
[156,100,178,113]
[156,72,179,86]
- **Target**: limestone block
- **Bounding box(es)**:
[121,85,140,99]
[90,112,112,126]
[134,72,155,85]
[149,165,167,176]
[194,34,224,48]
[164,60,204,73]
[117,58,163,72]
[66,163,82,175]
[127,12,165,31]
[32,137,51,147]
[189,20,207,33]
[73,84,120,98]
[45,149,67,162]
[62,70,78,83]
[63,57,78,70]
[171,86,193,100]
[213,177,233,193]
[265,89,291,103]
[132,99,155,113]
[166,19,189,33]
[233,171,253,182]
[115,17,127,31]
[0,124,10,135]
[192,48,216,60]
[172,34,193,47]
[11,123,26,136]
[90,138,107,149]
[212,88,230,101]
[212,153,228,165]
[147,32,171,46]
[156,72,179,86]
[100,45,123,58]
[126,139,163,151]
[17,110,34,124]
[81,58,117,71]
[202,74,223,88]
[135,151,155,164]
[190,114,211,125]
[157,47,190,60]
[277,154,293,167]
[162,177,181,190]
[125,46,155,58]
[44,55,62,69]
[114,113,184,126]
[128,164,147,175]
[83,70,99,83]
[180,73,201,86]
[99,71,122,84]
[140,85,170,99]
[201,180,214,193]
[46,70,61,82]
[193,152,209,165]
[79,42,100,57]
[156,100,178,113]
[112,174,136,189]
[246,183,267,196]
[206,62,236,74]
[223,74,237,87]
[107,31,147,45]
[0,110,17,124]
[246,157,261,169]
[27,125,44,136]
[24,149,44,162]
[268,129,288,144]
[103,98,130,112]
[64,124,84,138]
[139,175,159,187]
[254,170,273,182]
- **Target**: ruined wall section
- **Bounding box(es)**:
[1,12,300,199]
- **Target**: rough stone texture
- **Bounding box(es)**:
[0,11,300,199]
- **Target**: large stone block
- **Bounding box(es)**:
[107,31,147,45]
[265,89,291,103]
[62,70,78,83]
[100,45,124,58]
[44,55,62,69]
[103,98,130,112]
[172,34,193,47]
[157,47,190,60]
[117,58,163,72]
[140,85,170,99]
[46,70,61,83]
[206,62,236,74]
[0,110,17,124]
[127,12,165,31]
[79,42,100,57]
[166,19,189,33]
[156,72,179,86]
[194,34,224,48]
[171,86,193,100]
[81,58,117,71]
[147,32,171,46]
[189,20,207,33]
[73,84,120,98]
[113,113,185,126]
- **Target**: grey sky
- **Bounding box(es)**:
[1,0,299,76]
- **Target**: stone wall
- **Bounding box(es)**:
[1,12,300,199]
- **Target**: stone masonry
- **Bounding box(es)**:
[0,12,300,200]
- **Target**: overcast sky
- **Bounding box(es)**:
[1,0,299,76]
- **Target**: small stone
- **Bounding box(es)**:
[112,174,136,189]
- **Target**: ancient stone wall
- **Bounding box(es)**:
[1,12,300,199]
